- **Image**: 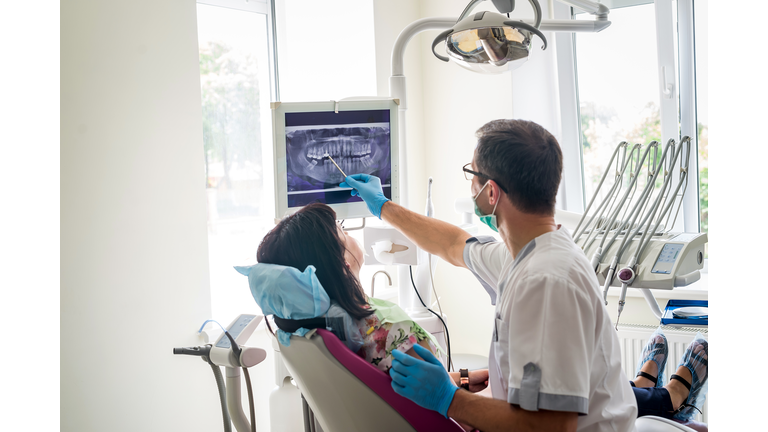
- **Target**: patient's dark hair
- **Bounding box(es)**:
[257,202,373,320]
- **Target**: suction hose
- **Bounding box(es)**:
[208,360,232,432]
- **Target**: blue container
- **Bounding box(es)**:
[661,299,708,327]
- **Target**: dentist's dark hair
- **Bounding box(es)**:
[257,202,373,320]
[475,119,563,216]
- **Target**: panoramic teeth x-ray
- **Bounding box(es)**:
[286,125,392,189]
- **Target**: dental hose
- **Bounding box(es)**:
[173,344,233,432]
[410,265,453,372]
[425,177,446,328]
[208,359,233,432]
[177,324,256,432]
[573,142,626,242]
[597,143,661,301]
[243,368,256,432]
[610,139,688,328]
[223,332,256,432]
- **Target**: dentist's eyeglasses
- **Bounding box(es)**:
[462,163,509,193]
[462,163,487,181]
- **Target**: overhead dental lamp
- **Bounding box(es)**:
[390,0,611,206]
[427,0,610,74]
[432,0,547,74]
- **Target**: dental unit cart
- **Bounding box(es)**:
[174,314,267,432]
[562,137,708,328]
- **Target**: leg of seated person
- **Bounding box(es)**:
[632,359,677,418]
[632,360,698,419]
[632,386,675,419]
[665,364,692,410]
[633,340,707,419]
[633,359,659,388]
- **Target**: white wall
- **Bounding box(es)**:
[372,0,428,210]
[61,1,221,431]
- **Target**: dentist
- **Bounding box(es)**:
[340,119,637,432]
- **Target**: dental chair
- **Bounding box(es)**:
[279,328,465,432]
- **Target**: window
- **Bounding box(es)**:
[274,0,377,102]
[574,3,660,204]
[196,0,380,320]
[570,0,706,237]
[196,0,278,321]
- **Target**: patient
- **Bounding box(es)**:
[256,202,487,390]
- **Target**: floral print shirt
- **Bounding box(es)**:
[354,297,439,372]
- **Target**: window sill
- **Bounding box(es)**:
[606,272,708,301]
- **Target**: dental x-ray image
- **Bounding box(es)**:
[285,110,392,208]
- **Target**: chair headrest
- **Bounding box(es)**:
[235,263,330,346]
[236,263,330,318]
[235,263,363,352]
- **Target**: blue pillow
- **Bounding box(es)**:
[235,263,362,352]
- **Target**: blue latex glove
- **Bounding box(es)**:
[389,344,458,418]
[339,174,390,219]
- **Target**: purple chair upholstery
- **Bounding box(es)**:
[314,329,465,432]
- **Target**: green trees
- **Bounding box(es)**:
[580,101,708,234]
[199,41,262,192]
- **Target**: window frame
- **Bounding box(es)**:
[197,0,280,102]
[195,0,282,322]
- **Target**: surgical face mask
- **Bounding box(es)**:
[473,180,500,232]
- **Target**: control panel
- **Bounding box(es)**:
[215,314,258,349]
[651,243,684,274]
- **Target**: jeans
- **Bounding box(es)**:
[630,381,675,419]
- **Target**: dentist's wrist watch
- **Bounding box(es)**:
[459,369,469,390]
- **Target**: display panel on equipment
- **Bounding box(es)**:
[285,110,392,208]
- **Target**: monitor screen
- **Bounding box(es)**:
[286,110,392,207]
[273,99,399,220]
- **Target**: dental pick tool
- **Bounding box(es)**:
[324,153,347,178]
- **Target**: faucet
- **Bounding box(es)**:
[370,270,392,298]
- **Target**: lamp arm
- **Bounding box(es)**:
[391,18,456,78]
[458,0,488,22]
[529,0,543,28]
[458,0,543,28]
[556,0,610,18]
[524,19,611,33]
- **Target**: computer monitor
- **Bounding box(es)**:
[272,99,400,221]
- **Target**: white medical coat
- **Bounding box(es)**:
[463,227,638,432]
